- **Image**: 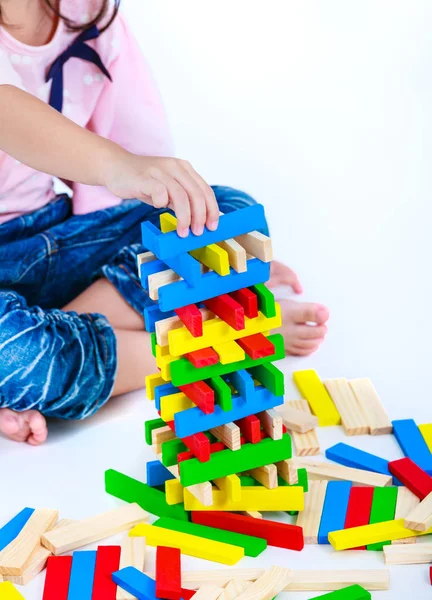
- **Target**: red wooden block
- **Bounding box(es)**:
[155,546,182,600]
[203,294,245,330]
[282,424,287,434]
[236,415,261,444]
[185,347,219,368]
[191,511,304,551]
[236,333,275,360]
[239,430,266,446]
[178,441,225,464]
[92,546,121,600]
[175,305,203,337]
[181,432,210,462]
[179,381,215,414]
[42,556,72,600]
[389,457,432,500]
[230,288,258,319]
[181,589,196,600]
[344,486,374,550]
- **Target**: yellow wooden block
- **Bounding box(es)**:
[160,392,194,421]
[213,340,245,365]
[419,424,432,453]
[329,518,432,551]
[213,475,242,502]
[129,523,244,565]
[183,486,304,512]
[145,373,165,401]
[165,479,184,505]
[155,344,176,380]
[0,582,24,600]
[293,369,341,427]
[160,212,177,233]
[167,304,281,357]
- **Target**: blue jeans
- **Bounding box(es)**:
[0,187,264,419]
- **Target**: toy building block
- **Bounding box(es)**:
[236,333,275,360]
[275,404,318,433]
[366,487,398,551]
[252,284,276,318]
[153,517,267,558]
[392,486,420,544]
[159,393,194,422]
[148,268,181,301]
[248,363,284,396]
[179,381,215,414]
[234,231,272,263]
[93,547,122,600]
[192,511,304,551]
[146,374,166,401]
[161,438,188,467]
[116,536,146,600]
[230,288,258,318]
[293,369,341,427]
[383,542,432,565]
[154,381,179,404]
[217,239,247,273]
[344,487,374,550]
[325,443,393,479]
[236,415,261,444]
[329,518,432,551]
[233,566,292,600]
[140,257,170,291]
[285,400,320,456]
[242,511,262,519]
[296,481,328,544]
[146,460,175,488]
[311,586,371,599]
[257,409,283,440]
[163,461,213,507]
[41,504,147,556]
[208,376,233,412]
[105,470,189,521]
[275,459,298,485]
[318,481,352,544]
[179,435,291,487]
[190,586,225,600]
[175,305,204,337]
[67,551,97,600]
[214,475,242,502]
[292,457,393,487]
[323,378,370,435]
[144,305,176,334]
[130,523,244,565]
[156,315,186,346]
[0,508,58,576]
[165,480,184,505]
[227,368,255,399]
[249,465,278,489]
[137,250,155,269]
[218,579,251,600]
[113,567,156,600]
[183,485,304,512]
[185,347,219,368]
[170,333,284,386]
[152,426,177,454]
[388,457,432,499]
[155,546,181,600]
[0,508,34,553]
[419,424,432,452]
[203,295,245,330]
[348,379,392,435]
[404,491,432,532]
[0,582,25,600]
[167,304,281,357]
[145,418,167,444]
[181,432,211,462]
[210,422,241,451]
[392,419,432,475]
[213,341,246,365]
[42,556,72,600]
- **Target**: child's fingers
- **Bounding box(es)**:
[181,161,219,231]
[157,174,192,237]
[137,178,169,209]
[172,165,208,236]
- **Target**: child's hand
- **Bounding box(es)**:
[104,150,219,237]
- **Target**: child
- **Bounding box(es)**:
[0,0,329,445]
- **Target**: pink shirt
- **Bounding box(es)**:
[0,1,173,223]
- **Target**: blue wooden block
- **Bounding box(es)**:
[0,507,34,552]
[139,258,169,293]
[67,550,97,600]
[174,386,283,438]
[146,460,175,487]
[144,304,176,333]
[154,382,179,411]
[112,567,156,600]
[318,481,352,545]
[227,369,255,400]
[158,259,271,312]
[141,204,267,260]
[393,419,432,475]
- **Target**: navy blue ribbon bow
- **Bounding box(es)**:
[46,25,111,113]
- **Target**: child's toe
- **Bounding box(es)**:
[26,411,48,445]
[293,302,329,325]
[296,324,328,341]
[0,409,21,436]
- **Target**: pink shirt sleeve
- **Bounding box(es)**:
[72,13,174,214]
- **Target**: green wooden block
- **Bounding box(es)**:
[209,375,232,412]
[161,438,188,467]
[248,363,284,396]
[252,283,276,318]
[170,333,284,386]
[179,435,292,486]
[151,332,157,357]
[153,517,267,558]
[311,584,371,599]
[367,486,398,551]
[297,468,309,493]
[239,475,260,486]
[104,469,189,521]
[144,418,166,445]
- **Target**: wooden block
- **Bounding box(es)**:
[181,432,211,463]
[42,556,72,600]
[155,546,181,600]
[236,333,275,360]
[190,586,225,600]
[344,487,374,550]
[419,423,432,452]
[156,315,185,346]
[41,504,148,556]
[326,443,392,479]
[388,457,432,499]
[92,546,121,600]
[218,580,251,600]
[152,426,176,454]
[324,378,370,435]
[204,295,245,331]
[160,392,195,422]
[293,369,341,427]
[117,536,146,600]
[113,568,158,600]
[248,465,278,489]
[186,348,219,368]
[214,475,242,502]
[384,542,432,564]
[248,363,284,397]
[230,289,258,318]
[286,400,320,456]
[217,239,247,273]
[0,508,34,552]
[348,379,392,435]
[130,524,244,565]
[236,415,261,444]
[257,409,283,440]
[210,422,241,451]
[0,508,58,576]
[163,460,213,507]
[190,244,230,276]
[234,231,273,262]
[213,341,246,365]
[179,381,215,414]
[242,511,262,519]
[276,404,318,433]
[392,419,432,475]
[296,481,328,544]
[165,480,184,505]
[175,305,204,338]
[68,550,97,600]
[146,374,166,401]
[293,457,393,487]
[137,251,155,276]
[148,268,181,301]
[275,459,299,484]
[233,566,291,600]
[311,586,371,599]
[145,418,166,444]
[366,487,398,551]
[404,491,432,532]
[0,582,25,599]
[318,481,352,544]
[183,485,304,512]
[392,486,420,544]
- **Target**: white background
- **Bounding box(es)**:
[2,1,432,598]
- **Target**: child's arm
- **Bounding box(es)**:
[0,85,218,237]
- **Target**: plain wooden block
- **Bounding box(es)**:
[276,404,318,433]
[404,491,432,532]
[241,512,262,519]
[296,481,328,544]
[257,409,283,440]
[384,542,432,565]
[218,579,251,600]
[210,423,241,451]
[117,536,146,600]
[275,459,299,485]
[293,457,392,487]
[217,239,247,273]
[234,231,273,263]
[41,504,148,555]
[324,378,370,435]
[149,269,182,301]
[286,400,320,456]
[348,379,392,435]
[152,426,176,454]
[233,566,292,600]
[392,487,419,545]
[190,586,225,600]
[248,465,278,489]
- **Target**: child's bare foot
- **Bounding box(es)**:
[278,299,329,356]
[0,409,47,445]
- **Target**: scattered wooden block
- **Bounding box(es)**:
[41,504,148,556]
[190,586,225,600]
[0,582,25,599]
[155,546,181,600]
[366,486,398,551]
[210,423,241,451]
[286,400,320,456]
[348,379,392,435]
[0,509,34,554]
[326,443,392,479]
[218,579,251,600]
[392,486,420,544]
[311,585,371,599]
[42,556,72,600]
[293,369,341,427]
[293,457,392,487]
[384,542,432,565]
[392,420,432,475]
[318,481,352,544]
[67,550,97,600]
[324,378,370,435]
[276,404,318,433]
[257,409,283,440]
[344,487,374,550]
[230,289,258,318]
[388,457,432,499]
[113,567,157,600]
[248,465,278,489]
[296,481,328,544]
[404,491,432,532]
[117,536,146,600]
[92,546,121,600]
[232,566,291,600]
[419,424,432,452]
[217,239,247,273]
